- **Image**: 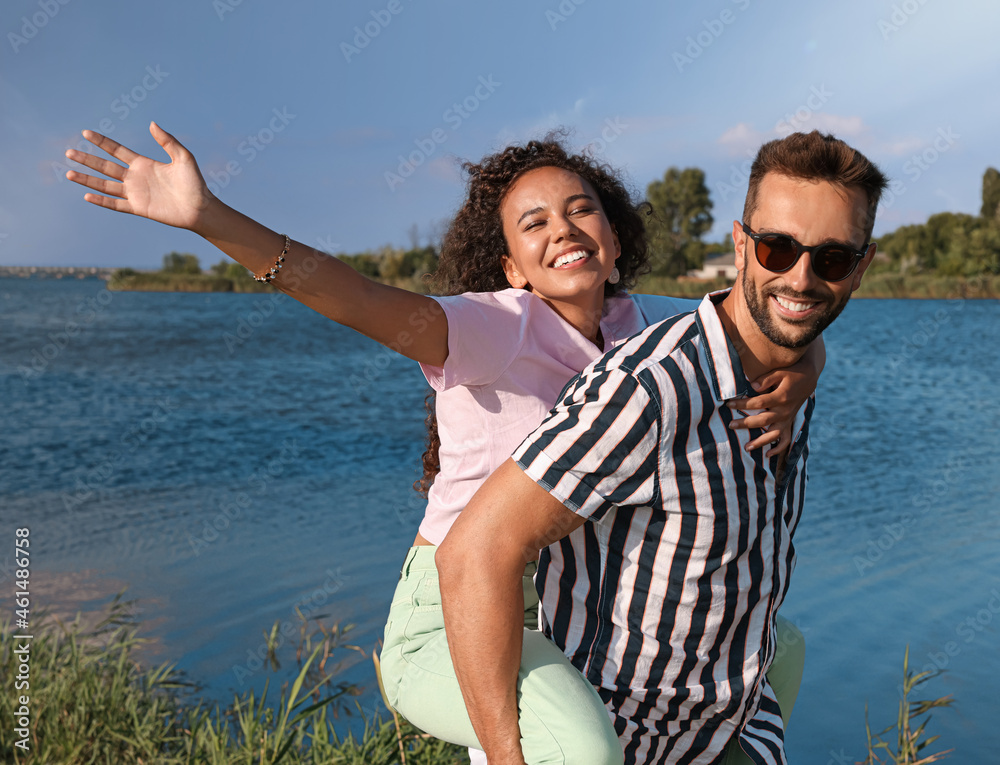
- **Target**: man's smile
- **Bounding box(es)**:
[770,293,822,319]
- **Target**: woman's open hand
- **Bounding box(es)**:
[65,122,214,232]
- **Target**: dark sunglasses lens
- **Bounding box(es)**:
[813,246,857,281]
[756,235,798,271]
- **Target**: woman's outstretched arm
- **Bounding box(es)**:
[65,122,448,366]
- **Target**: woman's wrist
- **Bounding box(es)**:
[189,194,230,239]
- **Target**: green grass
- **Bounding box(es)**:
[2,599,957,764]
[860,647,954,764]
[0,597,468,764]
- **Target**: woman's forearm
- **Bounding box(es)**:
[193,198,449,365]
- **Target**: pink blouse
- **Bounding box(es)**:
[417,289,699,545]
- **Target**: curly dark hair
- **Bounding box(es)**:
[414,133,653,497]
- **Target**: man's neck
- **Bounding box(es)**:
[716,286,808,382]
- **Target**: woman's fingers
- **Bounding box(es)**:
[729,410,778,430]
[745,428,781,452]
[149,121,186,160]
[65,170,125,199]
[64,149,128,181]
[81,129,141,165]
[81,191,131,214]
[764,431,791,457]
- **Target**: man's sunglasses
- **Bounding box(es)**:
[740,222,869,282]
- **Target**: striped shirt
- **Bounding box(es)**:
[513,291,813,765]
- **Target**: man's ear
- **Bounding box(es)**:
[851,242,878,292]
[501,254,528,289]
[732,219,748,271]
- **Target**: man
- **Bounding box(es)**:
[437,131,888,765]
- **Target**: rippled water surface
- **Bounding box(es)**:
[3,279,998,760]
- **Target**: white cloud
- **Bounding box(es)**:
[880,136,927,156]
[719,114,874,155]
[718,122,769,156]
[425,154,464,184]
[789,113,866,138]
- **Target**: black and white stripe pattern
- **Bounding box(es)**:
[514,292,812,765]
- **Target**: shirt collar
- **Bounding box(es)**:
[694,289,754,403]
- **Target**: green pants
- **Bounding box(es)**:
[380,546,805,764]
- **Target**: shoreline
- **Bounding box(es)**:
[4,272,999,299]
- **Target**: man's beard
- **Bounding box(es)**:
[742,275,851,349]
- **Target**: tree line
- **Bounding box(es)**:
[873,168,1000,277]
[125,165,1000,287]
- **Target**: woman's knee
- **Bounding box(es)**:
[772,614,806,676]
[517,630,623,764]
[768,613,806,728]
[554,723,624,765]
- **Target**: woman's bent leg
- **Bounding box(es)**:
[719,613,806,764]
[380,546,623,765]
[767,613,805,729]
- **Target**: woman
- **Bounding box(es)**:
[65,125,814,764]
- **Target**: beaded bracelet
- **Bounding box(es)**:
[253,234,290,283]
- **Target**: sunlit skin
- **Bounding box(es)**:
[719,173,876,381]
[414,167,623,548]
[63,126,824,557]
[499,166,621,345]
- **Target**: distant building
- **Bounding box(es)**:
[688,251,738,280]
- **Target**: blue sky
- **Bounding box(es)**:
[3,0,998,268]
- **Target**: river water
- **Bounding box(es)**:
[3,278,998,761]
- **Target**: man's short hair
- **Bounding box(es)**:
[742,131,889,241]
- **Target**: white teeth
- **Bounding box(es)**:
[774,295,814,312]
[553,250,590,268]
